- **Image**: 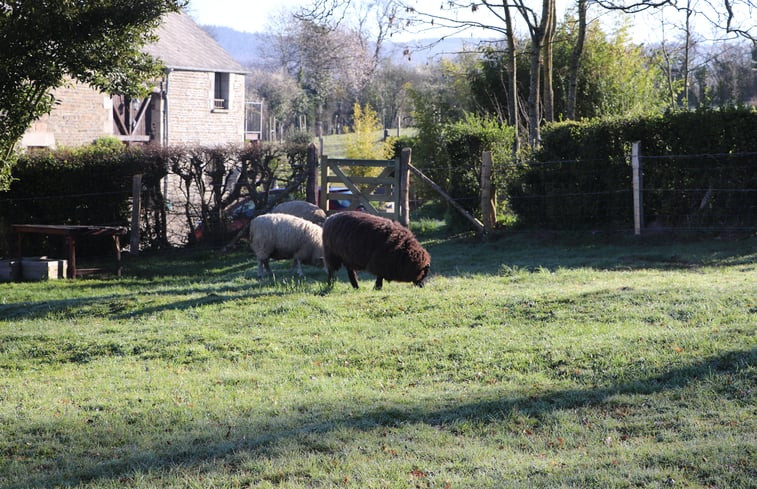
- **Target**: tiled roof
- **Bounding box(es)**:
[144,11,247,74]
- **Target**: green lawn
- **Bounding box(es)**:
[0,227,755,488]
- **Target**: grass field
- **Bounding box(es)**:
[317,128,417,159]
[1,225,755,488]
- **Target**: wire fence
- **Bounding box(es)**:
[501,150,756,234]
[1,149,754,258]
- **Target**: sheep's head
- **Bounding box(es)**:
[307,247,325,268]
[413,264,430,287]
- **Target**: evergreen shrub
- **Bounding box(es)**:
[508,107,757,229]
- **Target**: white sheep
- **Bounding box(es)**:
[249,213,324,278]
[271,200,327,226]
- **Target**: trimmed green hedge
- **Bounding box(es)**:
[397,113,516,229]
[508,107,757,230]
[0,145,167,257]
[0,142,311,257]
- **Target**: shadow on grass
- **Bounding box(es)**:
[422,231,756,278]
[6,348,754,489]
[0,274,329,322]
[3,233,754,321]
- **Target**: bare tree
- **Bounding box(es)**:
[566,0,588,119]
[504,4,521,154]
[594,0,755,41]
[510,0,557,146]
[396,0,559,148]
[293,0,397,81]
[541,0,558,123]
[274,0,398,137]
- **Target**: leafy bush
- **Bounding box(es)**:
[0,144,167,256]
[345,103,395,177]
[411,111,515,228]
[0,141,311,256]
[507,107,757,229]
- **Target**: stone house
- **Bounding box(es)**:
[21,11,249,149]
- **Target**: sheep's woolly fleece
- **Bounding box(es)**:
[322,211,430,289]
[271,200,327,226]
[249,213,324,277]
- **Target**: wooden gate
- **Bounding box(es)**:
[112,94,153,144]
[320,149,411,225]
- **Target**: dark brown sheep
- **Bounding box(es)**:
[322,211,431,289]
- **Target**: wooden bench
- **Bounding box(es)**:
[13,224,128,279]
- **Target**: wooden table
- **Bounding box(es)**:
[13,224,128,279]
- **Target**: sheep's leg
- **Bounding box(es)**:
[374,276,383,290]
[258,258,273,278]
[295,259,304,276]
[346,268,359,289]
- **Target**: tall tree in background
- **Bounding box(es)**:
[247,68,309,139]
[513,0,557,145]
[0,0,184,191]
[471,20,667,120]
[503,4,520,154]
[397,0,561,148]
[594,0,755,42]
[566,0,588,119]
[265,0,396,137]
[540,0,558,123]
[363,60,423,133]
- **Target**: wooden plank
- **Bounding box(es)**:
[632,141,644,235]
[327,163,379,214]
[326,192,394,202]
[117,135,151,142]
[336,176,396,185]
[399,148,410,226]
[481,151,495,231]
[131,97,150,135]
[330,159,395,167]
[130,174,142,254]
[320,154,329,211]
[113,101,129,136]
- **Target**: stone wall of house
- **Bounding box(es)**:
[21,81,112,149]
[165,71,246,146]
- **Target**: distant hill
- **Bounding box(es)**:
[201,25,267,67]
[200,24,495,68]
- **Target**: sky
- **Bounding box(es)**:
[186,0,622,40]
[186,0,306,34]
[185,0,753,45]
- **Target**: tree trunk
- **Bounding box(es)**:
[527,42,541,147]
[517,0,555,148]
[682,0,692,108]
[567,0,587,120]
[542,0,557,123]
[504,2,520,156]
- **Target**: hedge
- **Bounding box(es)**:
[0,142,310,257]
[508,107,757,230]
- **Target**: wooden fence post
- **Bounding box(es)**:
[306,143,318,204]
[319,154,328,211]
[130,174,142,254]
[481,151,495,232]
[400,148,411,227]
[632,141,644,236]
